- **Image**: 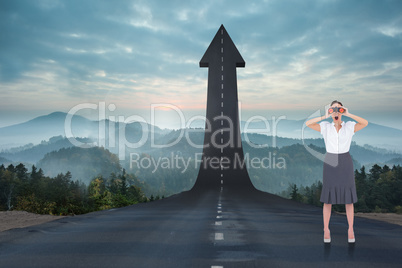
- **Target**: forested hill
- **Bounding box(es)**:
[37,147,121,184]
[243,133,402,165]
[0,135,93,163]
[0,164,149,214]
[1,112,401,152]
[0,156,10,164]
[1,132,402,197]
[1,132,401,168]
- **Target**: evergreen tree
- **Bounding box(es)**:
[30,165,37,179]
[355,167,369,212]
[15,163,28,180]
[290,184,302,202]
[120,174,128,196]
[1,163,147,214]
[369,164,382,181]
[7,164,15,173]
[0,169,16,210]
[279,164,402,213]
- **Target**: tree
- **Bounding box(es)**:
[127,185,145,203]
[88,177,112,211]
[355,167,370,212]
[1,170,16,210]
[7,164,15,173]
[15,163,28,180]
[369,164,382,181]
[119,174,128,196]
[30,165,38,180]
[290,184,302,202]
[1,162,148,215]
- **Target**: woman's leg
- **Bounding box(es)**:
[323,203,332,238]
[345,203,355,238]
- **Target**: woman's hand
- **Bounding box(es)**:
[342,107,351,117]
[341,107,368,132]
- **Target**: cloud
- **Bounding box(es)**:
[0,0,402,129]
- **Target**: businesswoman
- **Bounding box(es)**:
[306,100,368,243]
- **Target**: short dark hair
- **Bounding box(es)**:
[331,100,343,106]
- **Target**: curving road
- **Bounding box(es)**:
[1,188,401,268]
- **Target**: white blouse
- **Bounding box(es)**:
[319,121,356,154]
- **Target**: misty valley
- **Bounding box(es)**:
[1,112,402,215]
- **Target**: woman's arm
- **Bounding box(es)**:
[344,108,368,132]
[305,110,329,132]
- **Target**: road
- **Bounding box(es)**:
[2,24,400,267]
[1,188,401,268]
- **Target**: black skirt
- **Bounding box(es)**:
[320,152,358,204]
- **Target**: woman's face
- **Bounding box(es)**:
[330,102,342,122]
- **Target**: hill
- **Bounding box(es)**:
[240,118,402,152]
[0,136,93,164]
[0,111,168,149]
[138,129,401,166]
[0,112,95,148]
[37,147,121,184]
[2,116,402,196]
[0,156,11,165]
[1,112,402,153]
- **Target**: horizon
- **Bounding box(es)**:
[1,1,402,131]
[1,109,402,132]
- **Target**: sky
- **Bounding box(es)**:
[1,0,402,130]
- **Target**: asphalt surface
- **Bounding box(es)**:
[1,188,401,268]
[3,25,400,267]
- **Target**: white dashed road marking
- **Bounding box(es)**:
[215,233,224,240]
[211,28,226,268]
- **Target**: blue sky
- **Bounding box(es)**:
[1,0,402,130]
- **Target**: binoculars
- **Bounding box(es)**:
[328,107,346,114]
